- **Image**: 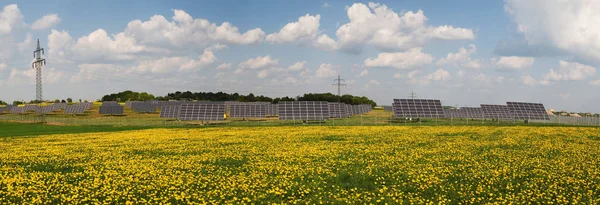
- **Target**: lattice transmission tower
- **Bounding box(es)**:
[32,39,46,102]
[332,75,346,102]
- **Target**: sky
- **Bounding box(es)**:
[1,0,600,112]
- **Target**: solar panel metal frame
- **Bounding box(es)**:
[178,103,226,121]
[131,102,157,113]
[507,102,550,120]
[265,104,278,116]
[328,103,347,118]
[278,101,330,121]
[481,104,514,120]
[64,105,86,114]
[159,105,181,119]
[392,99,445,118]
[9,106,25,114]
[229,104,267,118]
[99,105,124,115]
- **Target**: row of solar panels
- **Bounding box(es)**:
[391,99,550,120]
[0,102,93,114]
[158,101,372,121]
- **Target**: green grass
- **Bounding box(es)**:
[0,122,153,137]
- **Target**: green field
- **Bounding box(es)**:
[0,122,153,137]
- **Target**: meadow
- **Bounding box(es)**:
[1,125,599,204]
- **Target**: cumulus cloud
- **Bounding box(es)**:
[216,63,231,70]
[364,47,433,69]
[504,0,600,63]
[316,63,337,78]
[31,14,61,30]
[358,69,368,77]
[0,4,24,34]
[436,44,481,69]
[320,2,474,53]
[237,55,279,70]
[493,56,535,70]
[521,75,537,86]
[8,67,63,85]
[541,61,596,82]
[266,14,320,44]
[287,61,306,72]
[313,34,338,51]
[0,63,6,71]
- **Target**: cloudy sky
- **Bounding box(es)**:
[1,0,599,112]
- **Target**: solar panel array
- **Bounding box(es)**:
[328,103,348,118]
[383,106,393,112]
[75,102,93,110]
[0,107,7,114]
[461,107,485,119]
[24,105,38,112]
[159,105,181,119]
[10,106,25,114]
[265,104,278,116]
[131,102,157,113]
[481,104,513,120]
[99,105,124,115]
[278,101,330,120]
[230,104,266,118]
[64,105,86,114]
[125,101,139,108]
[178,103,226,121]
[392,99,444,118]
[36,106,55,114]
[507,102,550,120]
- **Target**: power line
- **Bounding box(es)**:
[332,75,346,102]
[409,91,417,99]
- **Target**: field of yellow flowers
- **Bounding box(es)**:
[1,126,599,204]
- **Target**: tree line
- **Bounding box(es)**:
[100,90,377,106]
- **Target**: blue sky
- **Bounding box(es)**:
[1,0,600,113]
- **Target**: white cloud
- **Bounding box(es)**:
[266,14,320,44]
[358,69,368,77]
[216,63,231,70]
[134,49,216,73]
[364,47,433,69]
[521,75,537,86]
[368,79,381,85]
[0,4,24,34]
[257,69,269,78]
[393,73,402,79]
[126,9,265,47]
[238,55,279,70]
[505,0,600,63]
[542,60,596,82]
[48,29,73,63]
[316,63,337,78]
[493,56,535,70]
[424,69,451,81]
[0,63,5,71]
[31,14,61,30]
[287,61,306,71]
[436,44,481,69]
[313,34,338,51]
[323,2,474,52]
[590,80,600,86]
[8,67,63,85]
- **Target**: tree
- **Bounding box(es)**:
[12,101,24,105]
[67,98,73,103]
[0,100,6,105]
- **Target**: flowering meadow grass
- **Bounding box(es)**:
[1,126,599,204]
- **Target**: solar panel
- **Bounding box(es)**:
[131,102,157,113]
[23,105,38,112]
[10,106,25,114]
[125,101,139,108]
[278,101,330,121]
[178,103,226,121]
[265,104,278,116]
[64,105,86,114]
[0,107,7,114]
[328,103,347,118]
[99,105,124,115]
[229,104,266,118]
[36,106,55,114]
[53,103,67,110]
[102,101,120,106]
[383,106,393,112]
[392,99,445,118]
[461,107,484,119]
[159,105,181,119]
[507,102,550,120]
[481,104,513,120]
